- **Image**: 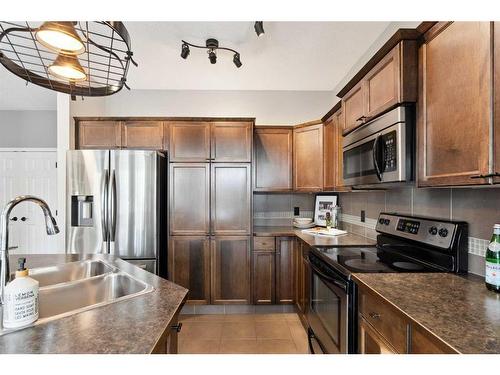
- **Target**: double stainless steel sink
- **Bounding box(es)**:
[0,259,154,336]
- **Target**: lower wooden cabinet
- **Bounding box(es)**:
[151,312,182,354]
[359,317,397,354]
[296,239,310,315]
[168,236,211,304]
[252,236,296,305]
[410,323,457,354]
[211,236,251,304]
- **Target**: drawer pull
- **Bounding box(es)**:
[171,323,183,333]
[369,312,381,320]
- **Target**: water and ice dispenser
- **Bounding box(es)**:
[71,196,94,227]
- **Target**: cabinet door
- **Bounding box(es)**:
[169,122,210,162]
[410,324,457,354]
[364,44,401,119]
[418,22,491,187]
[169,236,210,304]
[359,317,397,354]
[276,237,296,304]
[254,128,293,191]
[211,122,252,162]
[252,251,275,304]
[76,120,121,149]
[211,163,251,235]
[293,124,324,192]
[122,121,164,150]
[342,81,365,133]
[494,22,500,184]
[211,236,251,304]
[169,163,210,235]
[323,116,336,191]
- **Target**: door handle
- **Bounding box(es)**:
[372,134,382,181]
[109,170,117,243]
[101,169,109,243]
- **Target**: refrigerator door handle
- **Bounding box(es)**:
[101,169,109,244]
[109,169,117,246]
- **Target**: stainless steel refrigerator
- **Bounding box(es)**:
[66,150,167,276]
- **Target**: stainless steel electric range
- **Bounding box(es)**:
[307,212,468,354]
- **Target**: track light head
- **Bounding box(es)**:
[233,53,242,68]
[181,43,190,59]
[254,21,264,37]
[208,50,217,64]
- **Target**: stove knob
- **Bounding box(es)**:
[383,219,390,225]
[379,218,384,224]
[438,228,449,237]
[429,226,438,235]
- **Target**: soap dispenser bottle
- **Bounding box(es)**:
[3,258,39,329]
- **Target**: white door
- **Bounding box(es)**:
[0,151,59,254]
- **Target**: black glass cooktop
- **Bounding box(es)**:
[312,246,443,277]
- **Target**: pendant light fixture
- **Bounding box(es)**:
[48,53,86,81]
[0,21,137,97]
[35,22,85,55]
[180,38,242,68]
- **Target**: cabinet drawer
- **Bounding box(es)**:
[253,236,276,251]
[411,324,457,354]
[359,289,408,353]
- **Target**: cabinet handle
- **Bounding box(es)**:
[470,173,500,179]
[10,217,18,222]
[171,323,183,333]
[369,312,381,320]
[356,116,368,123]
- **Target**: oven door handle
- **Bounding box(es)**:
[310,262,348,293]
[372,134,383,181]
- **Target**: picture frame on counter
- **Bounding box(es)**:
[313,194,338,227]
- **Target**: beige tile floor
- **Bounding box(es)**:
[178,313,309,354]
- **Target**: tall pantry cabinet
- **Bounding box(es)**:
[168,120,253,304]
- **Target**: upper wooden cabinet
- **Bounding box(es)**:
[211,163,251,235]
[169,163,210,235]
[76,120,121,149]
[122,121,164,150]
[340,40,418,134]
[418,22,492,187]
[211,122,252,162]
[169,121,211,162]
[253,127,293,191]
[323,114,337,191]
[293,122,324,191]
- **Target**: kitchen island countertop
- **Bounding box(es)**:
[352,272,500,354]
[0,254,187,354]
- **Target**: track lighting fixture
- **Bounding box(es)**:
[180,38,242,68]
[254,21,264,37]
[181,43,190,59]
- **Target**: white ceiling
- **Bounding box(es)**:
[0,21,420,110]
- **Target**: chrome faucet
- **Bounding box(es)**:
[0,196,59,307]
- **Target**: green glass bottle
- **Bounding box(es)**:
[485,224,500,293]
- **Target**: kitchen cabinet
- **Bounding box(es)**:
[293,122,324,192]
[340,40,417,134]
[169,163,210,235]
[359,317,397,354]
[76,120,122,149]
[410,323,457,354]
[151,313,182,354]
[122,121,164,149]
[253,127,293,191]
[211,163,251,235]
[323,115,336,191]
[296,239,310,315]
[211,121,252,162]
[168,236,211,304]
[418,22,492,187]
[211,236,251,304]
[275,237,296,304]
[252,250,275,304]
[169,121,211,162]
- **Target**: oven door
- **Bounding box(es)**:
[307,256,348,354]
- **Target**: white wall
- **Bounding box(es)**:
[70,89,338,125]
[0,110,57,148]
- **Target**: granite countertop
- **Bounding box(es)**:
[352,273,500,354]
[253,226,376,248]
[0,254,188,354]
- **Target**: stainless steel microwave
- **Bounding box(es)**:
[342,105,414,187]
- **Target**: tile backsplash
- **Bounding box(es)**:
[255,187,500,277]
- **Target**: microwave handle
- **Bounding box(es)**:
[372,134,383,181]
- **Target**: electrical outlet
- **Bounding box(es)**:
[294,207,300,216]
[361,210,366,223]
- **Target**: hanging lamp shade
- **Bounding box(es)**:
[48,53,86,81]
[36,21,86,55]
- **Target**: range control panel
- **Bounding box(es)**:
[376,213,460,250]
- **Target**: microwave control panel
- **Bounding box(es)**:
[382,131,397,172]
